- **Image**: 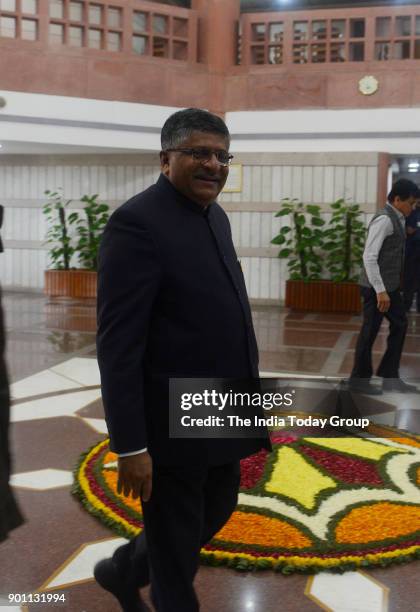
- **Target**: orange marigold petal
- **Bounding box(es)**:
[103,470,143,513]
[366,425,420,449]
[103,451,118,464]
[336,502,420,544]
[417,467,420,486]
[215,511,312,549]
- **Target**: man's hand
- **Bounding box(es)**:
[117,452,152,501]
[377,291,391,313]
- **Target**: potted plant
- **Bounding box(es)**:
[43,190,110,299]
[271,198,365,313]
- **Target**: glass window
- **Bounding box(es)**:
[293,44,308,63]
[22,0,37,14]
[415,39,420,59]
[153,36,168,57]
[172,40,187,60]
[311,43,326,62]
[375,41,391,60]
[294,21,308,41]
[21,18,37,40]
[269,23,283,43]
[330,43,345,62]
[268,45,282,64]
[108,7,121,29]
[396,16,411,37]
[416,16,420,37]
[349,41,364,61]
[394,40,411,59]
[133,34,147,54]
[331,20,345,39]
[69,2,83,22]
[376,17,391,38]
[69,25,83,46]
[312,20,326,40]
[50,0,64,20]
[0,0,16,11]
[89,5,102,25]
[49,22,64,44]
[251,23,265,42]
[0,15,16,36]
[153,15,167,35]
[107,30,120,51]
[250,45,265,64]
[173,17,187,38]
[133,11,147,32]
[350,19,365,38]
[88,27,101,48]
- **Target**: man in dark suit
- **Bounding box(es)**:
[94,109,270,612]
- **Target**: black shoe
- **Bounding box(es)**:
[382,379,419,393]
[94,558,150,612]
[347,379,383,395]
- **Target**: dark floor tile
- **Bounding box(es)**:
[339,351,420,378]
[281,329,340,348]
[194,569,319,612]
[10,417,105,473]
[5,331,96,382]
[283,320,361,332]
[0,488,113,595]
[77,399,105,419]
[368,562,420,612]
[313,313,353,323]
[349,333,420,353]
[259,348,329,373]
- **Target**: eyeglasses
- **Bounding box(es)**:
[165,148,234,167]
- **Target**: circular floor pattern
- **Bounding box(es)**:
[74,424,420,574]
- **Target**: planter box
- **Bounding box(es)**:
[285,280,361,314]
[44,270,97,299]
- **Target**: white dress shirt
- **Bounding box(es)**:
[363,204,405,294]
[119,447,147,457]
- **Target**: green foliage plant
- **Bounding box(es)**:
[43,190,77,270]
[323,199,366,282]
[271,198,326,281]
[75,195,110,271]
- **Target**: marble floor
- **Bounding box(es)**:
[1,291,419,612]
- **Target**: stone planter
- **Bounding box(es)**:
[44,270,97,299]
[285,280,361,314]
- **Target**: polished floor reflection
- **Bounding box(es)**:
[1,292,419,612]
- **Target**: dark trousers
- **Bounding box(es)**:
[351,287,408,379]
[113,460,240,612]
[403,245,420,312]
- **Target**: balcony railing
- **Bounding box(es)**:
[240,5,420,66]
[0,0,197,62]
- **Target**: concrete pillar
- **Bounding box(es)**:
[192,0,240,115]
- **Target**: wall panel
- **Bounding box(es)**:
[0,153,380,302]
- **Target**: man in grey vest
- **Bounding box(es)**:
[349,179,420,394]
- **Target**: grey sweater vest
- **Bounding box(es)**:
[359,205,405,292]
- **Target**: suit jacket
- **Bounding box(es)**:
[97,174,270,465]
[0,285,24,541]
